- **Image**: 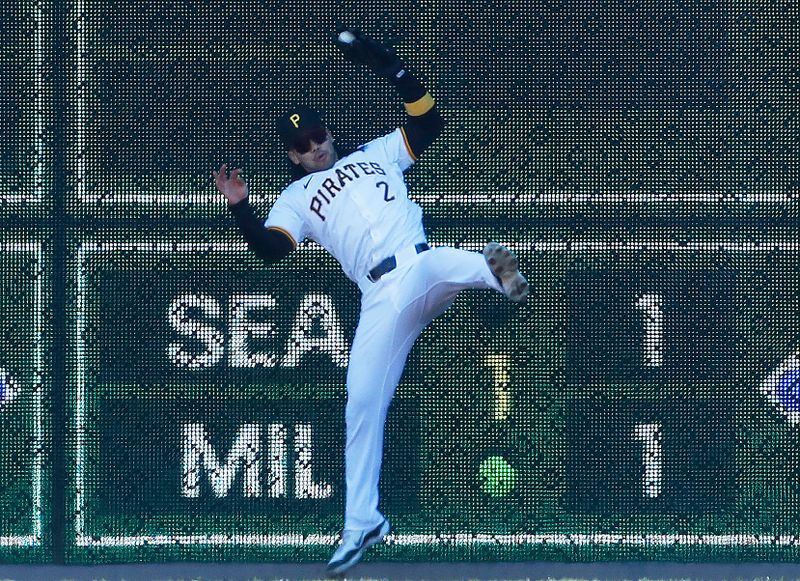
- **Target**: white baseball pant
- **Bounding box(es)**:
[344,245,504,531]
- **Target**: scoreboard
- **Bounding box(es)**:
[2,0,800,565]
[63,233,800,563]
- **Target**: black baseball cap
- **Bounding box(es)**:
[276,106,326,149]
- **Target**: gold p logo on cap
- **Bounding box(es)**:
[290,113,301,128]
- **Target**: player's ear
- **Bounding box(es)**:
[287,149,301,165]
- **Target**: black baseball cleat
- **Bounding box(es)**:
[483,242,529,302]
[326,519,391,576]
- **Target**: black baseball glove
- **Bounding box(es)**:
[334,29,405,79]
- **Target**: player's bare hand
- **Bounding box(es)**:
[213,164,249,205]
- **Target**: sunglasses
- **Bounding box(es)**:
[292,126,329,154]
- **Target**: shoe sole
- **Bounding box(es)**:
[483,243,529,302]
[326,519,391,576]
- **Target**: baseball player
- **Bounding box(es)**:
[213,30,529,576]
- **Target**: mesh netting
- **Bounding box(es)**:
[0,0,798,564]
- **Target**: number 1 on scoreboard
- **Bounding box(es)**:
[633,422,663,499]
[635,293,664,368]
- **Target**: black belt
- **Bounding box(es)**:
[367,243,430,283]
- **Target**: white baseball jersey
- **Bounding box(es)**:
[264,129,427,284]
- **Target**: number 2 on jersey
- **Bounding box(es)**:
[377,181,395,202]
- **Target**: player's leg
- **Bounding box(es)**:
[328,288,423,574]
[329,245,526,573]
[390,245,527,326]
[341,286,424,527]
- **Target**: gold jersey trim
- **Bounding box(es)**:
[400,127,418,162]
[266,226,297,250]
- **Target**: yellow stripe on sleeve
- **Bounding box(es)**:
[404,93,435,117]
[266,226,298,250]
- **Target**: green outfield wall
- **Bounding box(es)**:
[0,0,798,564]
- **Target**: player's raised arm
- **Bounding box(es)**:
[213,164,294,263]
[335,30,444,160]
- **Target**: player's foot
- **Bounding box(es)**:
[326,518,391,576]
[483,242,529,302]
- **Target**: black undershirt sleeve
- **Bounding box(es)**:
[388,71,445,159]
[228,198,294,263]
[403,106,444,159]
[389,70,428,103]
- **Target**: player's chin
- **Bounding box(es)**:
[306,154,335,172]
